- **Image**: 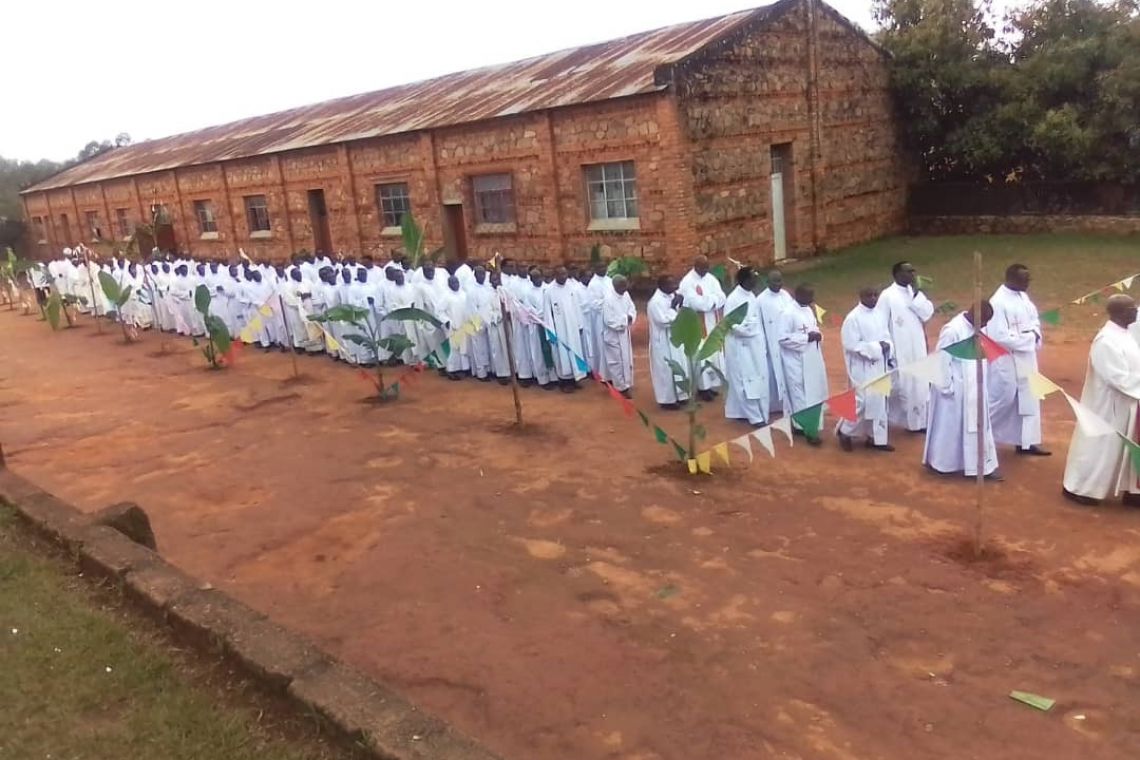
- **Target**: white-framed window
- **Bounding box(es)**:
[375,182,410,229]
[244,195,271,233]
[194,200,218,234]
[585,161,638,220]
[115,208,131,238]
[472,173,515,224]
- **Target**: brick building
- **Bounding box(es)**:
[21,0,907,272]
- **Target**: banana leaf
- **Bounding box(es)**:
[194,284,211,315]
[670,307,703,358]
[384,306,443,329]
[696,301,748,361]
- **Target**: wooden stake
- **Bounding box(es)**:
[499,297,524,427]
[973,250,985,557]
[278,294,300,379]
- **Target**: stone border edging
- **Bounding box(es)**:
[0,466,504,760]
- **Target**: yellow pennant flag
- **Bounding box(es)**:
[1114,282,1127,293]
[1027,371,1062,400]
[865,373,892,396]
[714,441,730,466]
[687,459,698,475]
[239,328,254,342]
[697,451,712,474]
[325,334,341,352]
[258,304,274,316]
[813,303,827,324]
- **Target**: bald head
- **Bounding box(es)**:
[1108,294,1138,328]
[859,286,879,309]
[693,255,709,276]
[767,269,783,293]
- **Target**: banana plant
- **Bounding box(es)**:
[399,212,445,268]
[310,304,441,401]
[44,287,85,330]
[97,271,137,343]
[666,302,749,459]
[192,284,233,369]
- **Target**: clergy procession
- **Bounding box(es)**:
[34,245,1140,508]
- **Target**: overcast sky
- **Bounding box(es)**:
[3,0,881,163]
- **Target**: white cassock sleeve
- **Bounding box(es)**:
[1091,339,1140,401]
[779,310,809,351]
[842,314,881,361]
[910,290,935,322]
[988,297,1038,353]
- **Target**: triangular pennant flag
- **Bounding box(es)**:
[899,352,945,387]
[1117,432,1140,474]
[545,328,559,345]
[1071,296,1086,305]
[653,425,669,444]
[696,451,712,474]
[1123,275,1137,290]
[1027,371,1063,400]
[865,372,893,396]
[731,434,753,463]
[326,335,341,352]
[1064,392,1116,437]
[239,328,255,343]
[978,333,1009,362]
[687,459,699,475]
[1101,286,1116,297]
[790,403,824,438]
[673,441,689,462]
[829,388,858,422]
[770,416,793,445]
[258,304,273,317]
[619,398,635,418]
[592,371,604,383]
[713,441,731,466]
[637,410,650,427]
[943,335,980,360]
[607,384,623,402]
[1040,309,1061,326]
[575,354,590,374]
[751,426,775,457]
[1113,282,1127,293]
[812,303,827,325]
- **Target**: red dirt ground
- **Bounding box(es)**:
[1,308,1138,760]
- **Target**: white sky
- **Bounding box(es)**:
[3,0,880,163]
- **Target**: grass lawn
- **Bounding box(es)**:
[788,233,1140,328]
[0,505,354,760]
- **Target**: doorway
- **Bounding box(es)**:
[769,143,795,262]
[307,189,332,256]
[441,203,468,262]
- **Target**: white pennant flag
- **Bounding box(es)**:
[751,426,775,457]
[899,352,944,387]
[769,416,793,445]
[1063,392,1116,437]
[731,434,754,464]
[1123,275,1137,290]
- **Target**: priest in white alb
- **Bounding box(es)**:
[1062,295,1140,506]
[678,255,727,400]
[755,269,794,416]
[876,261,934,432]
[985,264,1049,456]
[647,275,688,409]
[723,268,770,426]
[836,287,893,451]
[923,302,1001,479]
[602,275,636,396]
[779,284,829,445]
[543,265,587,392]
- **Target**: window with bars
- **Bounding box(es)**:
[375,182,410,229]
[244,195,271,233]
[194,200,218,234]
[472,173,515,225]
[115,209,131,238]
[85,210,102,239]
[585,161,638,220]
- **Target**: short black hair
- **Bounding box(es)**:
[736,266,755,287]
[657,274,672,290]
[891,261,911,277]
[1005,263,1028,279]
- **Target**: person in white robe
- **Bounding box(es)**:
[754,270,795,416]
[482,271,513,382]
[584,262,612,380]
[380,269,417,365]
[836,287,893,451]
[468,267,509,382]
[412,262,449,364]
[168,266,193,335]
[723,268,770,426]
[278,268,312,351]
[779,284,829,445]
[923,303,1001,479]
[342,269,377,364]
[543,266,588,392]
[647,275,689,409]
[602,275,637,396]
[876,261,934,432]
[985,264,1049,455]
[439,276,472,378]
[678,255,727,399]
[1063,296,1140,505]
[521,268,555,389]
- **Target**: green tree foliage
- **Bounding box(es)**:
[191,285,232,369]
[875,0,1140,182]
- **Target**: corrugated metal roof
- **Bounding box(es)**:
[25,3,782,193]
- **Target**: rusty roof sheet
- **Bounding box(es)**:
[25,3,782,193]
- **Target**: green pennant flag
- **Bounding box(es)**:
[653,425,669,444]
[1118,433,1140,473]
[672,440,688,461]
[638,410,651,428]
[943,335,980,360]
[1040,309,1061,326]
[791,403,824,438]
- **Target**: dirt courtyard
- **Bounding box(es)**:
[2,309,1138,760]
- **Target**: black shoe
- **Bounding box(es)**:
[660,402,679,411]
[837,432,854,452]
[984,470,1005,482]
[620,389,632,399]
[497,377,511,385]
[541,383,555,392]
[805,436,822,447]
[478,375,493,383]
[698,390,715,402]
[1017,445,1052,457]
[908,428,927,434]
[792,428,805,438]
[1122,492,1140,507]
[867,443,896,452]
[1062,488,1101,506]
[560,380,575,393]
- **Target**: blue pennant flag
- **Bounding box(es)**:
[545,328,559,345]
[574,354,589,373]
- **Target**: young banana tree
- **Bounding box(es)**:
[97,271,137,343]
[192,284,233,369]
[310,304,441,401]
[666,303,749,459]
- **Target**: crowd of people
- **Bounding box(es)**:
[32,246,1140,507]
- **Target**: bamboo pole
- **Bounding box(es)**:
[973,250,985,557]
[499,296,524,427]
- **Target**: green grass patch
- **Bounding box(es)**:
[0,504,339,760]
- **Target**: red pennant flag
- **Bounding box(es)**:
[607,384,623,402]
[978,333,1009,362]
[829,388,859,422]
[592,371,604,383]
[620,397,635,417]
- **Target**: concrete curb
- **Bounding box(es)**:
[0,467,504,760]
